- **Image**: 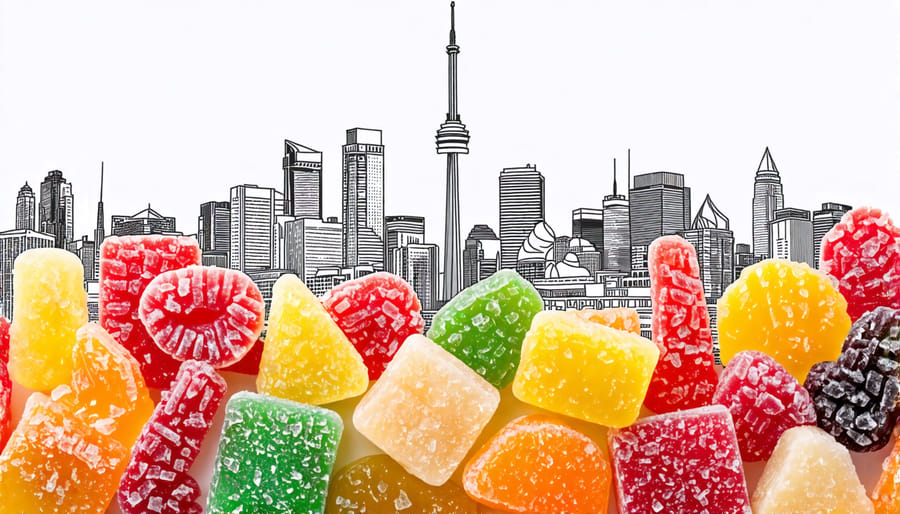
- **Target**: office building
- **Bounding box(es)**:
[734,243,757,278]
[629,171,691,267]
[342,128,385,269]
[385,216,425,273]
[393,243,440,310]
[198,200,231,267]
[572,208,603,256]
[769,207,814,266]
[283,140,322,219]
[680,195,734,301]
[462,224,500,288]
[111,205,179,236]
[67,236,98,282]
[752,147,785,258]
[230,184,278,272]
[284,218,343,282]
[813,202,851,267]
[0,229,55,318]
[603,159,631,273]
[39,170,74,248]
[15,183,36,231]
[499,164,544,269]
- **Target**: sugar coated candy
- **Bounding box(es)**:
[257,274,368,405]
[208,392,343,514]
[139,266,265,368]
[427,269,543,389]
[752,426,874,514]
[328,454,478,513]
[609,405,751,514]
[0,317,10,451]
[8,248,88,391]
[462,415,611,514]
[645,235,718,414]
[353,334,499,486]
[51,323,154,448]
[512,310,659,428]
[221,335,264,375]
[872,436,900,513]
[820,206,900,321]
[101,235,201,389]
[0,393,128,514]
[322,272,424,380]
[804,306,900,452]
[118,360,226,514]
[717,259,851,382]
[572,307,641,334]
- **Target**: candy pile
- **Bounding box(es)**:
[0,206,898,513]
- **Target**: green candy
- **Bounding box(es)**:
[207,391,343,514]
[427,269,543,388]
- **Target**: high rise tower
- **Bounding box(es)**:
[603,158,631,273]
[499,165,544,270]
[435,1,470,300]
[15,182,35,231]
[94,162,105,246]
[39,170,74,248]
[283,140,322,219]
[751,147,784,258]
[342,128,385,269]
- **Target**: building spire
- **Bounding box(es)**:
[450,2,456,45]
[94,161,106,244]
[613,158,618,196]
[627,148,631,196]
[99,161,104,202]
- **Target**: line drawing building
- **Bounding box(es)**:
[15,183,35,231]
[462,224,500,288]
[92,163,105,281]
[499,164,545,270]
[393,243,440,310]
[812,202,851,267]
[230,184,278,272]
[680,194,734,302]
[0,228,55,318]
[284,217,343,282]
[572,207,603,257]
[385,215,425,273]
[629,169,691,269]
[603,158,631,273]
[752,147,785,258]
[769,207,814,267]
[198,200,231,267]
[39,170,74,248]
[111,205,179,236]
[283,139,322,219]
[342,128,385,269]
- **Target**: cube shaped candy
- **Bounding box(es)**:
[512,311,659,428]
[353,334,500,486]
[207,392,343,514]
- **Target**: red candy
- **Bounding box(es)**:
[221,336,265,375]
[118,360,226,514]
[645,236,718,414]
[0,317,10,450]
[322,272,425,380]
[820,206,900,321]
[713,350,817,461]
[139,266,265,368]
[100,236,202,389]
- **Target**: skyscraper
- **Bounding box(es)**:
[393,243,440,310]
[342,128,385,269]
[499,165,544,269]
[15,183,35,231]
[769,207,814,266]
[462,224,500,288]
[812,202,852,267]
[283,140,322,219]
[198,200,231,267]
[230,184,278,272]
[93,163,105,280]
[111,205,179,236]
[284,218,343,281]
[435,1,471,301]
[734,243,755,278]
[603,159,631,273]
[752,147,785,258]
[39,170,74,248]
[67,236,97,282]
[629,171,691,246]
[680,195,734,302]
[572,208,603,256]
[385,216,425,273]
[0,228,55,318]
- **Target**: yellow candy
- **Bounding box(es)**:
[512,311,659,428]
[9,248,88,391]
[257,274,368,405]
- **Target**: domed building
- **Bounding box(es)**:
[545,252,591,278]
[516,222,555,281]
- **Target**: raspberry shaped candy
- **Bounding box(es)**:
[139,266,265,368]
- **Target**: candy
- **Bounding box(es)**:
[712,350,817,461]
[609,405,751,514]
[8,248,88,391]
[208,391,343,514]
[820,206,900,321]
[322,272,424,380]
[118,360,226,514]
[139,266,265,368]
[427,269,543,388]
[717,259,851,382]
[51,323,154,448]
[512,310,659,427]
[221,336,264,375]
[752,426,874,514]
[572,307,641,334]
[353,334,499,486]
[804,306,900,452]
[100,235,202,389]
[0,317,10,451]
[872,437,900,513]
[256,274,368,405]
[462,414,611,514]
[0,393,128,514]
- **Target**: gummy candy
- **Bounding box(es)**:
[0,393,129,514]
[427,269,543,389]
[322,272,424,380]
[804,306,900,452]
[572,307,641,334]
[0,317,9,450]
[608,405,751,514]
[645,235,718,414]
[8,248,88,391]
[463,415,611,514]
[100,235,202,389]
[872,436,900,513]
[717,259,851,382]
[512,310,659,428]
[820,206,900,321]
[353,334,499,486]
[118,360,227,514]
[752,426,874,514]
[712,350,817,461]
[256,274,368,405]
[221,336,264,375]
[208,391,343,514]
[139,266,265,368]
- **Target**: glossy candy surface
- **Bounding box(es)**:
[572,307,641,334]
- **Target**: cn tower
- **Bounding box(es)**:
[435,1,470,301]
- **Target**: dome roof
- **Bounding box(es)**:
[568,237,595,251]
[518,221,556,261]
[544,252,591,278]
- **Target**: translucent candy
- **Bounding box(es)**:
[0,393,129,514]
[512,310,659,428]
[256,274,368,405]
[100,235,202,389]
[718,259,851,382]
[353,334,500,486]
[872,436,900,513]
[463,415,611,514]
[712,350,817,461]
[8,248,88,391]
[572,307,641,334]
[752,426,874,514]
[139,266,265,368]
[609,405,751,514]
[645,236,718,413]
[322,272,425,380]
[427,269,543,388]
[118,360,227,514]
[0,317,9,451]
[208,392,343,514]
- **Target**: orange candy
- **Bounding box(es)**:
[572,307,641,334]
[872,438,900,513]
[462,415,610,513]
